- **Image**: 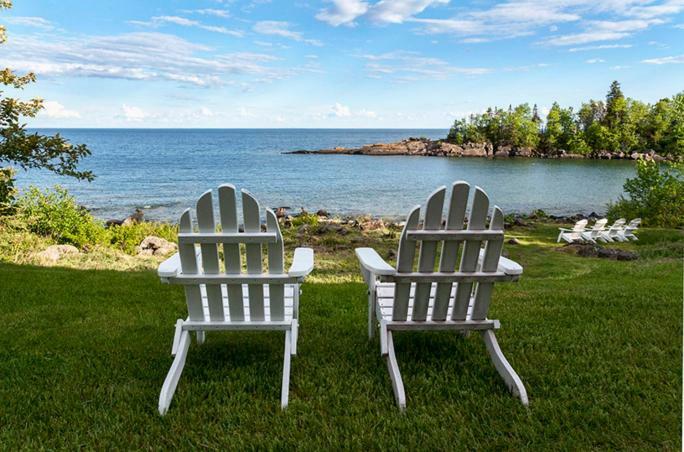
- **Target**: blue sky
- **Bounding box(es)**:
[2,0,683,128]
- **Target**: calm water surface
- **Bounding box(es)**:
[18,129,635,221]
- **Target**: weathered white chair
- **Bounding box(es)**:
[618,218,641,241]
[600,218,626,242]
[356,181,528,410]
[557,219,588,244]
[581,218,608,243]
[156,184,314,415]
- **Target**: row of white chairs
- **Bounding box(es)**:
[557,218,641,244]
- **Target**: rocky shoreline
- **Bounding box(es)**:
[285,137,671,161]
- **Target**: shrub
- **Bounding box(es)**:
[291,212,319,228]
[0,167,17,215]
[607,159,684,227]
[15,186,107,248]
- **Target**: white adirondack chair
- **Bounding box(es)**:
[581,218,609,243]
[618,218,641,241]
[600,218,626,242]
[557,219,588,244]
[355,181,528,410]
[156,184,314,415]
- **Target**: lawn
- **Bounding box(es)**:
[0,223,681,449]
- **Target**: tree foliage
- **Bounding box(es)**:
[446,81,684,158]
[607,159,684,227]
[0,0,93,189]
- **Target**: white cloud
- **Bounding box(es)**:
[316,0,447,26]
[610,65,630,70]
[585,58,605,63]
[129,15,243,37]
[253,21,322,46]
[184,9,231,18]
[360,50,489,80]
[329,103,379,119]
[121,104,148,122]
[330,103,352,117]
[198,107,214,117]
[3,16,53,30]
[675,23,684,29]
[568,44,633,52]
[316,0,369,26]
[642,54,684,64]
[0,32,289,87]
[369,0,449,24]
[41,101,80,119]
[545,18,664,46]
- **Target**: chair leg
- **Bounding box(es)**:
[281,330,292,410]
[384,331,406,411]
[196,331,206,345]
[481,330,528,406]
[291,320,298,356]
[294,285,300,320]
[159,329,191,415]
[368,290,375,339]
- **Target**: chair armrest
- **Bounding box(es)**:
[355,248,396,276]
[478,248,523,276]
[497,255,523,276]
[158,252,181,281]
[288,247,314,278]
[557,227,576,232]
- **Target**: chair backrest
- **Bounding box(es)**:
[591,218,608,231]
[573,219,588,231]
[628,218,641,228]
[391,181,506,323]
[177,184,287,323]
[609,218,626,230]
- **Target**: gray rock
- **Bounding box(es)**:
[136,236,177,257]
[36,244,79,262]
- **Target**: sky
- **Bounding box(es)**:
[1,0,683,128]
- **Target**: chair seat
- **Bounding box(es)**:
[376,282,476,322]
[197,284,296,322]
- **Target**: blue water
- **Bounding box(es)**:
[16,129,635,221]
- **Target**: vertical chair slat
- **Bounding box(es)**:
[196,190,224,321]
[432,181,469,321]
[471,206,504,320]
[178,209,204,321]
[393,206,420,321]
[218,185,244,321]
[412,187,445,322]
[242,190,265,321]
[266,209,285,321]
[451,187,489,320]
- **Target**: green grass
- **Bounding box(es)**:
[0,224,681,449]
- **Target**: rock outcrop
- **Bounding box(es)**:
[286,137,672,160]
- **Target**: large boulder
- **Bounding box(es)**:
[36,244,79,262]
[136,236,177,257]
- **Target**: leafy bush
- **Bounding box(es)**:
[108,222,177,254]
[607,159,684,227]
[15,186,107,248]
[291,212,319,227]
[0,167,16,215]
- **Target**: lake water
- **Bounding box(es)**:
[17,129,635,221]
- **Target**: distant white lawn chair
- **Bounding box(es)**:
[356,181,528,410]
[557,219,589,244]
[581,218,609,243]
[156,184,314,415]
[600,218,626,242]
[618,218,641,241]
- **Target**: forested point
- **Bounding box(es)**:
[446,81,683,158]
